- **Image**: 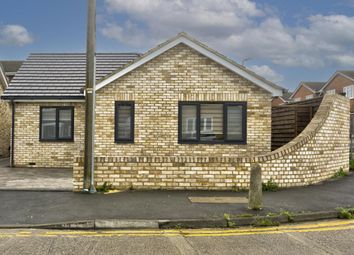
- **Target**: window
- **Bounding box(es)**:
[326,89,336,95]
[178,102,247,144]
[343,85,354,99]
[305,94,314,100]
[115,101,134,143]
[294,98,301,102]
[40,107,74,141]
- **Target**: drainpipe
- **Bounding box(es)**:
[83,0,96,193]
[10,100,15,167]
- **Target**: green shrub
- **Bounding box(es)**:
[96,182,113,192]
[262,179,279,192]
[333,168,348,178]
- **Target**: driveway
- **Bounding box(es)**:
[0,158,72,191]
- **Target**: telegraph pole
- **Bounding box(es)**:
[83,0,96,193]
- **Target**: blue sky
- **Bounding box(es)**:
[1,0,354,91]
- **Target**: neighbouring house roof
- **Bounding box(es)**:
[96,32,284,96]
[2,53,140,100]
[320,70,354,92]
[289,81,325,99]
[0,60,23,76]
[272,91,292,103]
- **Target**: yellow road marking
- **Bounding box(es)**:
[0,220,354,238]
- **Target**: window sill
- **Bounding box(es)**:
[178,140,247,145]
[39,139,74,143]
[115,140,134,144]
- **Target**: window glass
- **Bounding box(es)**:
[58,109,72,139]
[227,105,243,141]
[181,105,197,140]
[117,105,132,140]
[41,108,56,140]
[200,104,223,141]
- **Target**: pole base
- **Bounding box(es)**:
[89,186,97,193]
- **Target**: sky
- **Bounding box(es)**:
[1,0,354,91]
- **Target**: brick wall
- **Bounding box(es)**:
[0,84,11,158]
[13,102,85,167]
[94,44,272,158]
[73,94,349,191]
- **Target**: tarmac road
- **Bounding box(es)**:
[1,219,354,254]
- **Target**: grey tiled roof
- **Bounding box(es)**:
[2,53,140,100]
[339,70,354,80]
[302,82,326,92]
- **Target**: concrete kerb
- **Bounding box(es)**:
[0,210,344,230]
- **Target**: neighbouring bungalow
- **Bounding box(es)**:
[289,81,326,102]
[2,33,285,189]
[0,61,23,82]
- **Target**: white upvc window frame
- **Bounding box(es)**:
[343,85,354,99]
[185,117,196,135]
[201,116,213,133]
[305,94,314,100]
[326,89,336,95]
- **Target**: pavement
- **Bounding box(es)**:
[0,158,72,191]
[0,171,353,226]
[1,220,354,254]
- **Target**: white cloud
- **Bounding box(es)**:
[249,65,284,83]
[0,25,34,46]
[102,0,354,68]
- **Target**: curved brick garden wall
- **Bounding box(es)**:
[73,94,349,191]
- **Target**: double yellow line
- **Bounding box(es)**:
[1,219,354,238]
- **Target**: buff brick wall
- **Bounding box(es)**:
[13,102,85,168]
[94,44,272,158]
[0,84,11,158]
[73,94,349,191]
[74,44,275,191]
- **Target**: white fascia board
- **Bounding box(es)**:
[95,37,283,96]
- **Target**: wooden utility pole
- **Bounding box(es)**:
[83,0,96,193]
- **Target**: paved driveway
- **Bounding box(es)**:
[0,158,72,191]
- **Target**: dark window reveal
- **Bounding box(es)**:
[178,102,246,144]
[40,107,74,141]
[115,101,134,143]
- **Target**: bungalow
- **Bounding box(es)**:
[2,33,284,188]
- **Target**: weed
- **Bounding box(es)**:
[96,182,113,192]
[266,212,278,217]
[253,218,280,227]
[332,168,348,178]
[224,213,237,227]
[237,213,254,218]
[337,207,354,219]
[262,179,279,192]
[280,210,295,223]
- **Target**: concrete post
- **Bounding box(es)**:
[248,163,262,210]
